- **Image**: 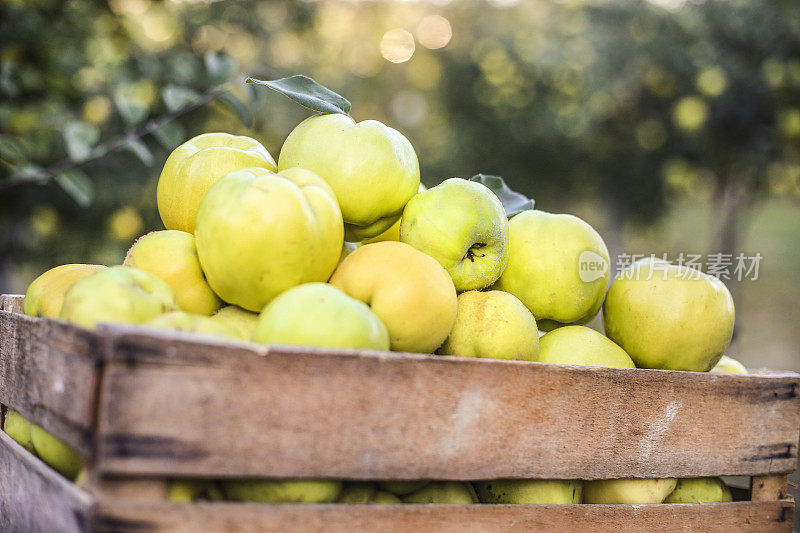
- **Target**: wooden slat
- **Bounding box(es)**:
[0,309,103,456]
[1,294,24,313]
[93,500,794,533]
[92,477,169,502]
[95,327,800,479]
[0,430,94,533]
[752,475,788,500]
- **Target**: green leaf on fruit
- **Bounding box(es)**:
[55,169,93,207]
[246,75,351,115]
[469,174,534,217]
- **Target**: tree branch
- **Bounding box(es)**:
[0,84,230,190]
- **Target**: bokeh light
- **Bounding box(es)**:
[778,108,800,138]
[29,205,59,239]
[417,15,452,50]
[673,96,708,132]
[108,207,144,242]
[380,28,415,63]
[696,67,727,97]
[83,96,112,125]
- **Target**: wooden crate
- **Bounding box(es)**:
[0,293,797,532]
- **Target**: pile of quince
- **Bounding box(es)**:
[6,77,745,506]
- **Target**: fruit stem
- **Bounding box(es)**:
[466,243,487,262]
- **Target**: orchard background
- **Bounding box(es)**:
[1,0,799,518]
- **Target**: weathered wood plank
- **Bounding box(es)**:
[95,328,800,479]
[93,500,794,533]
[0,309,102,456]
[0,294,24,313]
[752,474,788,500]
[92,477,169,502]
[0,430,94,533]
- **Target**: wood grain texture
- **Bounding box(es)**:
[0,309,102,456]
[752,475,788,500]
[1,294,24,313]
[93,500,794,533]
[94,327,800,480]
[91,477,168,502]
[0,430,93,533]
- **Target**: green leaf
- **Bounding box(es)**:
[55,169,93,207]
[63,122,99,162]
[114,91,148,126]
[162,85,200,112]
[9,164,43,182]
[153,121,186,150]
[204,52,237,83]
[125,138,154,166]
[469,174,535,217]
[247,75,351,115]
[0,134,26,163]
[244,81,261,103]
[217,91,251,127]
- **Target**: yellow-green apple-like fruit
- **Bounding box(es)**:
[362,183,426,245]
[24,264,108,318]
[337,241,360,267]
[337,482,378,503]
[710,355,747,374]
[252,283,389,350]
[474,479,583,504]
[400,178,509,291]
[402,482,478,504]
[603,261,735,371]
[664,478,732,503]
[583,478,677,504]
[278,113,420,241]
[60,266,178,329]
[373,491,402,503]
[195,167,343,312]
[209,306,259,341]
[167,480,225,502]
[146,311,239,340]
[4,410,36,454]
[363,219,400,244]
[378,481,430,496]
[336,483,403,504]
[439,290,538,361]
[493,210,609,330]
[537,326,635,368]
[124,230,222,316]
[330,242,457,353]
[157,133,276,233]
[222,479,342,503]
[30,423,83,480]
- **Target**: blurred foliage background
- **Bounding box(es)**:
[1,0,800,502]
